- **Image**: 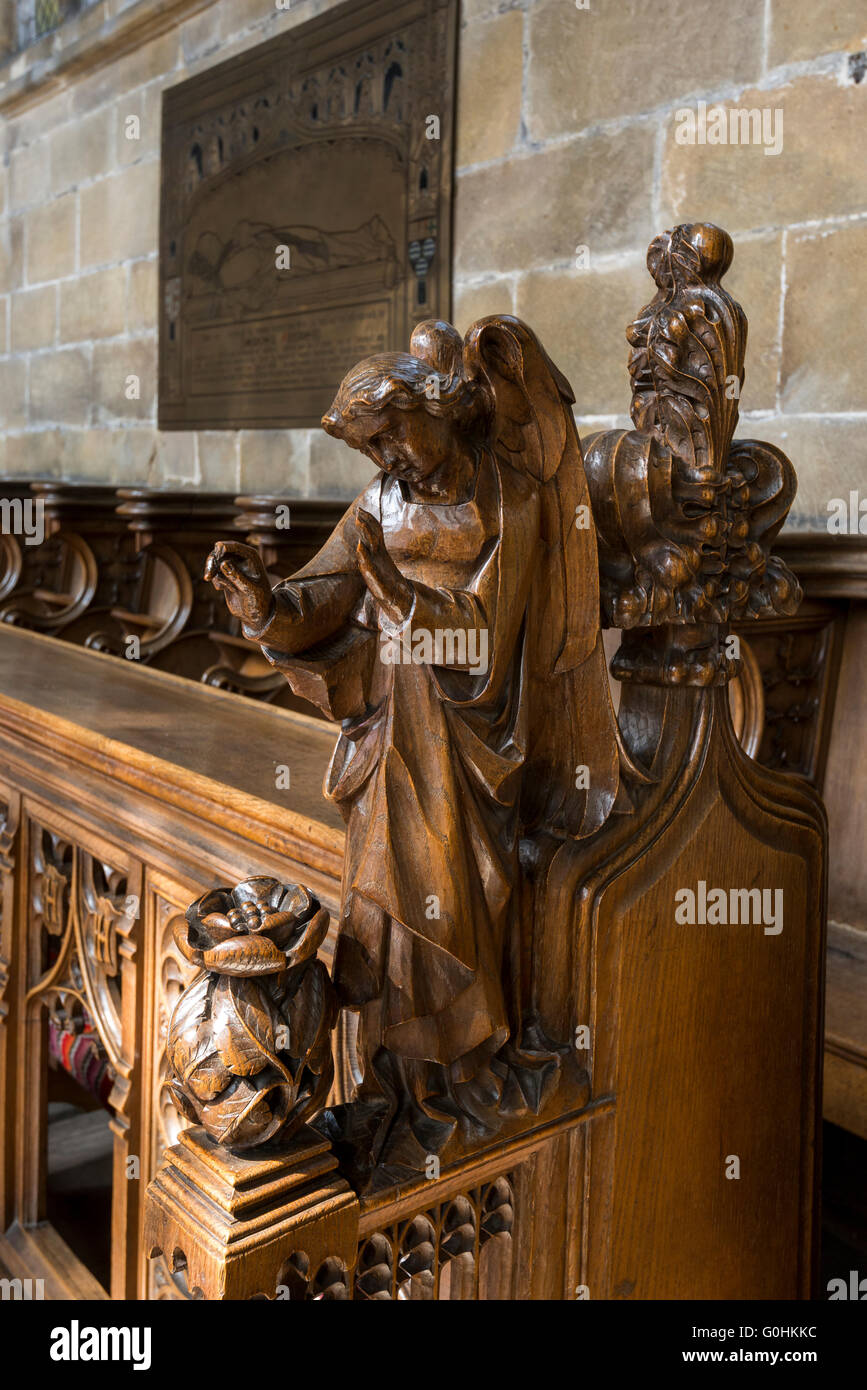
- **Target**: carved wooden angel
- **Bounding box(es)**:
[206,317,627,1175]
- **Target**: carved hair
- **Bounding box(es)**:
[322,319,491,440]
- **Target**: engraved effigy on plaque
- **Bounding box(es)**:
[159,0,458,430]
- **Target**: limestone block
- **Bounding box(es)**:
[723,232,783,415]
[60,266,127,343]
[26,193,76,284]
[661,75,867,232]
[197,431,241,491]
[127,258,158,333]
[0,358,27,430]
[768,0,867,65]
[11,284,56,351]
[240,430,310,495]
[514,259,650,416]
[80,162,160,267]
[92,337,156,422]
[29,348,91,425]
[50,109,113,194]
[781,221,867,414]
[526,0,764,141]
[456,9,524,167]
[455,124,654,277]
[308,429,375,499]
[754,415,866,530]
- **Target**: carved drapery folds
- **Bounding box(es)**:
[166,878,337,1150]
[584,222,801,685]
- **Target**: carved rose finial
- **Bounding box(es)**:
[166,878,336,1150]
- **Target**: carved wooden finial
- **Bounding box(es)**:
[584,222,801,685]
[166,877,337,1150]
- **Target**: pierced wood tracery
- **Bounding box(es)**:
[25,824,141,1118]
[152,895,199,1170]
[743,617,839,778]
[0,796,19,1026]
[31,825,74,983]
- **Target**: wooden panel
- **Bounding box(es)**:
[823,605,867,931]
[825,921,867,1141]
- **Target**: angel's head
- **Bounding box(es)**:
[321,321,490,482]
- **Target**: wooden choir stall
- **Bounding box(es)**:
[0,224,829,1300]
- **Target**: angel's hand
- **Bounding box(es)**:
[204,541,273,630]
[352,507,413,626]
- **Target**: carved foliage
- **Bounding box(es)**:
[583,223,801,655]
[166,878,337,1150]
[75,854,135,1067]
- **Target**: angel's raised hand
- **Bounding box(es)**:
[352,521,413,626]
[352,507,387,555]
[204,541,273,629]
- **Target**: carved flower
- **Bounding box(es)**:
[172,877,329,978]
[166,878,336,1150]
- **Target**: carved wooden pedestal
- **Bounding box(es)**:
[144,1126,358,1301]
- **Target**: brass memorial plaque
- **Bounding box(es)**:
[159,0,458,429]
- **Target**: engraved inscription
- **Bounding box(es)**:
[189,301,391,412]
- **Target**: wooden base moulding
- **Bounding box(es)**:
[144,1125,359,1301]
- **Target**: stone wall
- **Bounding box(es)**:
[1,0,865,525]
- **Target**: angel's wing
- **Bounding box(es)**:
[462,315,635,838]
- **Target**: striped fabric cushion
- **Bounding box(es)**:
[48,1015,115,1108]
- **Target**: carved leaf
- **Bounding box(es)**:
[202,933,285,975]
[170,969,209,1016]
[211,975,278,1078]
[169,1028,212,1086]
[201,1077,294,1148]
[166,973,211,1078]
[186,1052,232,1102]
[166,1079,199,1124]
[289,960,332,1071]
[284,905,331,967]
[171,916,205,967]
[199,911,241,943]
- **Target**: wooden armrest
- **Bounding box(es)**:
[109,607,166,631]
[32,589,75,605]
